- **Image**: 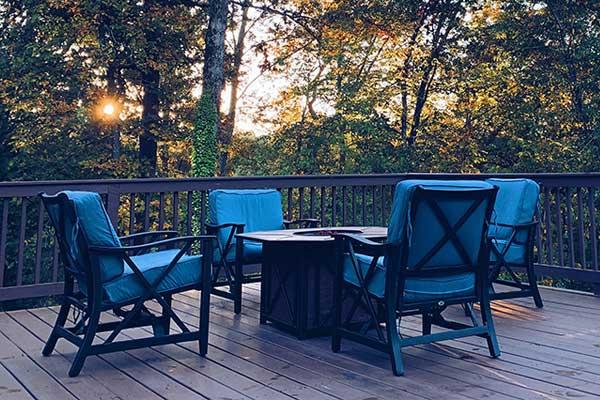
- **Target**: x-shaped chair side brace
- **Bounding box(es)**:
[489,221,537,288]
[206,223,245,289]
[89,235,213,343]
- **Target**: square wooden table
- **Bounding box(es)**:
[237,226,387,339]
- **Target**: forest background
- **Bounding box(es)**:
[2,0,599,183]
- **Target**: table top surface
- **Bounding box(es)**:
[236,226,387,243]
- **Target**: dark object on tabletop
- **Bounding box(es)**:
[331,180,501,376]
[207,189,318,314]
[40,191,214,377]
[486,178,543,307]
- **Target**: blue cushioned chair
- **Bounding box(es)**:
[332,180,500,376]
[40,191,215,377]
[207,189,317,313]
[486,178,543,307]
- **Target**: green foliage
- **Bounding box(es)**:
[1,0,600,181]
[191,94,218,178]
[190,93,218,236]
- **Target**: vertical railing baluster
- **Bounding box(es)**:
[556,188,564,266]
[0,199,8,287]
[201,191,207,234]
[320,187,326,226]
[287,188,293,221]
[17,198,27,286]
[536,210,543,264]
[371,186,376,225]
[536,186,543,263]
[331,186,337,226]
[52,240,59,282]
[362,186,366,226]
[381,185,386,225]
[566,187,575,268]
[352,186,357,225]
[186,192,193,236]
[589,187,598,271]
[34,199,44,284]
[173,192,180,233]
[299,187,304,220]
[129,193,135,234]
[310,187,315,218]
[158,192,165,230]
[577,188,586,267]
[342,186,346,226]
[543,187,553,265]
[143,193,150,231]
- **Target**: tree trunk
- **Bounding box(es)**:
[219,1,249,175]
[202,0,228,107]
[140,68,160,176]
[192,0,228,178]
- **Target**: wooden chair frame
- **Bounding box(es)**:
[331,187,500,376]
[207,217,318,313]
[40,193,215,377]
[488,217,543,307]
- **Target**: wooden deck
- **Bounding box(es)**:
[1,285,600,400]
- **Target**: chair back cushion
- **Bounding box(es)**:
[386,180,496,300]
[388,180,494,245]
[209,189,284,260]
[44,191,123,283]
[485,178,539,242]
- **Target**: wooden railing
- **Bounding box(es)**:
[1,173,600,302]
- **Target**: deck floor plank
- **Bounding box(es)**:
[177,291,598,400]
[0,363,34,400]
[1,286,599,400]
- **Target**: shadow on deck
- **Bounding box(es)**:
[1,285,600,400]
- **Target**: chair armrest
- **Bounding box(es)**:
[492,221,538,230]
[205,223,245,234]
[119,230,178,245]
[89,235,215,255]
[334,233,399,253]
[283,218,320,228]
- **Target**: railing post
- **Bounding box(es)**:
[106,186,120,229]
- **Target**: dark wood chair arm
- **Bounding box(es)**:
[119,230,178,245]
[492,221,538,230]
[334,233,399,253]
[205,223,245,234]
[89,235,215,255]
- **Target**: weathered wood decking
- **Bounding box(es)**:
[1,285,599,400]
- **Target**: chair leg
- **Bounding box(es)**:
[68,308,101,377]
[154,294,172,336]
[42,302,70,357]
[386,311,404,376]
[233,261,243,314]
[199,285,211,357]
[332,247,344,353]
[526,263,544,308]
[480,298,501,358]
[422,313,432,335]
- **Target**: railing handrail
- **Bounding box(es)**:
[3,172,600,196]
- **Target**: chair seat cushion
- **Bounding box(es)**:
[102,249,203,304]
[343,253,475,302]
[490,239,526,265]
[243,241,263,262]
